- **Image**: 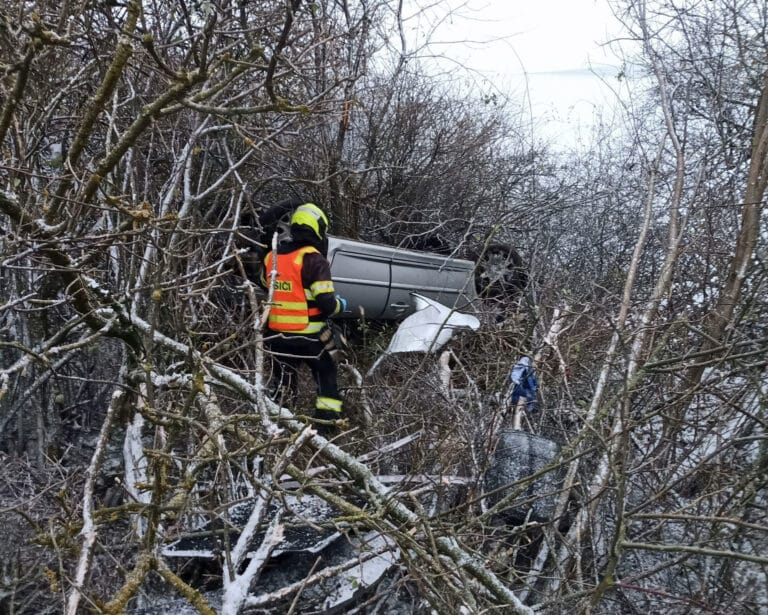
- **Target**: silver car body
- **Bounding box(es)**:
[326,236,478,320]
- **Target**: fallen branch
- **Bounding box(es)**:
[129,312,535,614]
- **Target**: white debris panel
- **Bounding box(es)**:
[367,294,480,376]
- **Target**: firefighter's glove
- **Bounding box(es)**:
[336,294,347,313]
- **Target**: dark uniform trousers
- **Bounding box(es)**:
[264,329,342,424]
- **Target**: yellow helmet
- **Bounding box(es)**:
[290,202,328,240]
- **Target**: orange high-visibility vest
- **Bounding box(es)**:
[265,246,323,332]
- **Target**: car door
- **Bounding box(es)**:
[328,237,392,320]
[386,249,476,320]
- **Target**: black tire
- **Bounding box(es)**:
[243,198,304,251]
[236,199,304,283]
[254,198,305,247]
[473,243,529,299]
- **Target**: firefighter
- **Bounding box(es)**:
[260,202,348,435]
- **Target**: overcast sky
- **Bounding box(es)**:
[405,0,632,148]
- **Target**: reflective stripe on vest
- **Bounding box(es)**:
[265,246,323,332]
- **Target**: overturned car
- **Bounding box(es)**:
[239,200,528,320]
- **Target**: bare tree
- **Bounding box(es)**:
[0,1,541,613]
[4,0,765,613]
[515,1,768,612]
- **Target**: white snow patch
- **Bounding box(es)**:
[123,412,151,536]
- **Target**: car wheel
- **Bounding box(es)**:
[256,198,305,247]
[235,199,304,283]
[474,243,528,299]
